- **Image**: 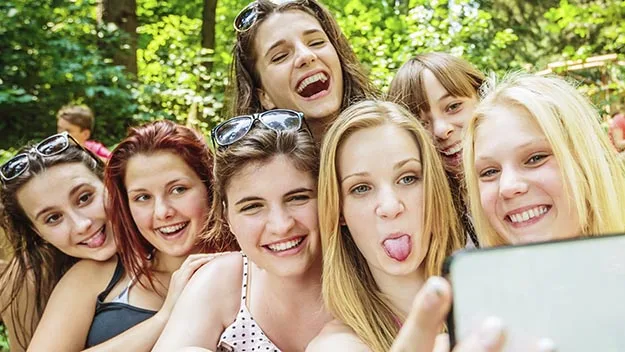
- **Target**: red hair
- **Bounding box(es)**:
[105,120,220,290]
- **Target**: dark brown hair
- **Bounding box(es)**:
[228,0,377,117]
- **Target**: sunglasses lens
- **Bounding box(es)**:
[234,5,258,32]
[215,116,254,146]
[1,154,29,180]
[259,110,301,131]
[37,134,69,156]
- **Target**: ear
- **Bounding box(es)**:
[222,201,232,229]
[80,128,91,142]
[257,88,277,110]
[339,214,346,226]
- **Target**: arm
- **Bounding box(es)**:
[81,253,218,352]
[153,253,243,352]
[0,265,38,352]
[306,320,371,352]
[27,258,117,352]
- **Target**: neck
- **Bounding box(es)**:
[306,113,337,144]
[371,265,426,318]
[151,249,195,274]
[258,255,324,304]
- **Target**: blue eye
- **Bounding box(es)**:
[172,186,188,195]
[399,175,418,185]
[479,168,499,178]
[351,184,370,195]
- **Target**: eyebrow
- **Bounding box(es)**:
[476,138,549,160]
[34,182,90,221]
[340,157,422,184]
[127,178,189,194]
[264,28,324,58]
[234,187,314,206]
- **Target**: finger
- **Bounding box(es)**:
[453,317,505,352]
[390,276,452,352]
[433,333,450,352]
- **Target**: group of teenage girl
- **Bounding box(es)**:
[1,1,624,351]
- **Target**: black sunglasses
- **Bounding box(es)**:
[0,132,84,183]
[234,0,314,33]
[211,109,308,148]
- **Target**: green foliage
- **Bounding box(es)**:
[0,0,136,149]
[1,0,623,145]
[0,323,7,352]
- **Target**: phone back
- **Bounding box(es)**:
[445,234,625,352]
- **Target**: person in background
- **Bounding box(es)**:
[57,105,112,161]
[609,111,625,154]
[387,52,485,248]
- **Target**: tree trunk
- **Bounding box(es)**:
[201,0,218,72]
[97,0,138,75]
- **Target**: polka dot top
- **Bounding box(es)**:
[216,254,281,352]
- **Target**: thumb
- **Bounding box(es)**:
[391,276,452,352]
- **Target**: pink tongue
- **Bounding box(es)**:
[382,235,412,262]
[85,231,105,248]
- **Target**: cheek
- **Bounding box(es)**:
[479,182,499,218]
[129,205,151,230]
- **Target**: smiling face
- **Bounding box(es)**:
[16,163,116,261]
[422,69,478,174]
[225,155,320,278]
[474,105,581,244]
[125,151,209,258]
[338,124,428,278]
[254,10,343,121]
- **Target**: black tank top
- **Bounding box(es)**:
[85,258,157,347]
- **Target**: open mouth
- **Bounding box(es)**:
[156,221,189,237]
[264,236,306,253]
[80,225,107,249]
[506,205,550,225]
[297,72,330,98]
[440,142,462,157]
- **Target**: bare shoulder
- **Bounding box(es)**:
[56,256,119,291]
[182,252,244,313]
[306,320,371,352]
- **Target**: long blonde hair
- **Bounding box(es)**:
[318,100,464,352]
[463,73,625,246]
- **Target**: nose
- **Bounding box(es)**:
[267,206,295,236]
[499,168,529,199]
[69,210,93,236]
[375,186,404,219]
[154,197,175,220]
[294,43,317,68]
[432,115,454,141]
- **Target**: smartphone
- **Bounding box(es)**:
[444,233,625,352]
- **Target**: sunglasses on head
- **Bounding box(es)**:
[211,109,308,148]
[234,0,314,33]
[0,132,85,183]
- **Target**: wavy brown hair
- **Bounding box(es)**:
[228,0,377,117]
[0,143,103,349]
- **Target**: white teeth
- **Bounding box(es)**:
[158,222,188,234]
[297,72,328,93]
[267,237,304,252]
[441,143,462,156]
[509,206,548,223]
